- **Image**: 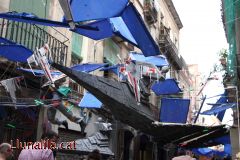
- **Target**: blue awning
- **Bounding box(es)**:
[201,103,236,115]
[71,63,107,72]
[69,0,128,22]
[151,79,181,95]
[17,68,62,77]
[78,92,102,108]
[160,98,190,123]
[130,52,168,67]
[0,37,33,62]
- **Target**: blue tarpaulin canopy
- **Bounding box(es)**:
[151,79,181,95]
[69,0,128,22]
[72,20,113,40]
[73,3,160,57]
[100,64,123,75]
[79,92,102,108]
[0,37,33,62]
[192,145,231,158]
[0,12,70,28]
[201,103,236,115]
[160,98,190,123]
[121,3,160,56]
[72,17,137,46]
[71,63,107,72]
[0,12,97,30]
[205,93,228,121]
[130,52,168,67]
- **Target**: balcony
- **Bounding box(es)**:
[158,26,184,70]
[143,0,158,25]
[0,18,68,66]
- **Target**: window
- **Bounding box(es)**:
[103,39,120,65]
[71,32,83,58]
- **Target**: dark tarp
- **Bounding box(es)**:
[151,79,181,95]
[0,37,33,62]
[71,63,107,72]
[130,52,168,67]
[179,126,229,148]
[59,132,114,157]
[159,98,190,123]
[201,103,236,115]
[69,0,128,22]
[79,92,102,108]
[52,63,227,145]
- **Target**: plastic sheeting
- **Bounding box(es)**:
[79,92,102,108]
[69,0,128,22]
[130,52,168,67]
[160,98,190,123]
[151,79,181,95]
[71,63,107,72]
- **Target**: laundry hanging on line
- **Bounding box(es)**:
[0,76,24,106]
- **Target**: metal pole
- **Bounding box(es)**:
[194,95,207,124]
[236,86,240,150]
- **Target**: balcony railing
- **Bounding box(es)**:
[143,0,158,25]
[158,26,185,69]
[0,18,68,66]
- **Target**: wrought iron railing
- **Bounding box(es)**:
[158,26,187,69]
[0,18,68,66]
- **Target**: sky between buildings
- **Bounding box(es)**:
[172,0,233,125]
[172,0,228,75]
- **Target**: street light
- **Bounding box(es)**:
[226,85,239,149]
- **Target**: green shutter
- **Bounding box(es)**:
[71,32,83,58]
[10,0,49,18]
[103,39,120,65]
